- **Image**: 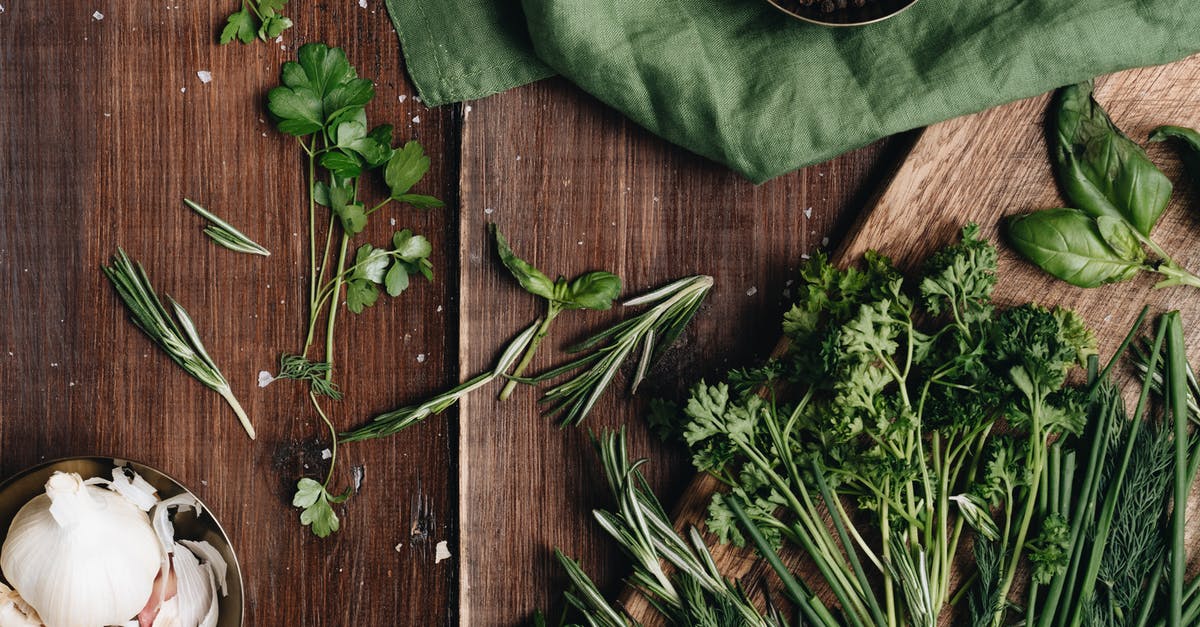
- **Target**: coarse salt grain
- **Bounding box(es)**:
[358,0,367,7]
[435,541,451,563]
[321,448,332,460]
[412,115,420,124]
[746,287,758,297]
[92,10,104,20]
[197,70,212,84]
[803,207,812,219]
[416,354,426,363]
[258,371,274,387]
[398,94,407,103]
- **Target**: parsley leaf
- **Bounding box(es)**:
[385,141,431,198]
[219,9,256,45]
[293,478,351,538]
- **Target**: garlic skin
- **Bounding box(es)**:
[0,583,42,627]
[0,472,161,627]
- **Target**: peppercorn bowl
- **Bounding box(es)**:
[768,0,920,26]
[0,457,244,627]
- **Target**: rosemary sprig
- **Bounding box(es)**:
[183,198,271,257]
[103,249,255,439]
[338,321,540,442]
[552,429,782,627]
[519,275,713,426]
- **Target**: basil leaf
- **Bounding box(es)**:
[1054,81,1172,236]
[560,271,621,310]
[1093,215,1144,262]
[1005,208,1144,288]
[1150,125,1200,184]
[492,225,555,300]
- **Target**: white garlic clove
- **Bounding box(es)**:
[0,583,42,627]
[1,471,161,627]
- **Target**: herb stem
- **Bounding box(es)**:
[218,385,255,440]
[309,391,339,488]
[500,308,560,400]
[1167,311,1187,627]
[324,233,351,380]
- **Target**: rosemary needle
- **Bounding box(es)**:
[183,198,271,257]
[103,249,255,439]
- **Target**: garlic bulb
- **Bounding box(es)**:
[0,472,161,627]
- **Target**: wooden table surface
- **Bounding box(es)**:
[0,2,908,624]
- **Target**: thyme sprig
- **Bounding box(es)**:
[183,198,271,257]
[103,249,255,439]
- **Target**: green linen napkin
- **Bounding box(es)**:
[386,0,1200,183]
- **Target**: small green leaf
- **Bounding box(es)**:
[384,263,409,297]
[320,150,363,178]
[1150,125,1200,184]
[298,495,341,538]
[346,279,379,313]
[219,9,256,45]
[266,86,323,136]
[1005,208,1143,288]
[352,244,390,283]
[385,141,431,197]
[561,271,621,310]
[345,123,394,166]
[257,13,292,40]
[313,181,330,207]
[292,477,323,508]
[333,202,367,235]
[393,193,445,209]
[393,229,433,262]
[258,0,289,13]
[491,224,555,300]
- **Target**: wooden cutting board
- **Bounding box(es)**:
[623,53,1200,622]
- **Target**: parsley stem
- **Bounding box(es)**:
[499,307,560,401]
[308,391,339,489]
[325,233,351,380]
[365,197,392,216]
[307,146,317,317]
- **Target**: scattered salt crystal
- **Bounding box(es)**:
[258,371,274,387]
[801,253,811,260]
[483,207,494,215]
[389,217,396,226]
[821,237,829,246]
[201,480,208,486]
[1104,314,1114,323]
[394,543,403,552]
[0,5,6,13]
[416,354,426,363]
[398,94,407,103]
[653,196,660,202]
[92,10,104,20]
[196,70,212,84]
[411,115,420,124]
[321,448,332,460]
[464,105,472,118]
[803,207,812,219]
[436,305,443,313]
[435,541,451,563]
[69,381,75,387]
[103,112,111,117]
[180,87,186,93]
[515,155,521,161]
[413,96,422,103]
[50,362,59,368]
[358,0,367,7]
[577,241,584,246]
[275,35,283,43]
[746,287,758,297]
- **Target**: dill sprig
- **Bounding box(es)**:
[276,353,342,400]
[183,198,271,257]
[103,249,255,439]
[521,275,713,426]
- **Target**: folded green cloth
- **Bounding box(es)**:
[386,0,1200,183]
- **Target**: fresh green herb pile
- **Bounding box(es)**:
[261,42,442,537]
[549,226,1200,627]
[1007,81,1200,290]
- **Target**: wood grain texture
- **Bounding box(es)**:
[0,2,896,625]
[1,2,460,624]
[629,54,1200,624]
[456,77,904,625]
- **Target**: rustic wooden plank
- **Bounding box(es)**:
[628,54,1200,624]
[456,76,903,624]
[0,2,461,624]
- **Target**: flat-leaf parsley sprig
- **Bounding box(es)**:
[264,42,443,537]
[103,249,255,439]
[220,0,292,44]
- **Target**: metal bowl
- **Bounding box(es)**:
[0,457,244,626]
[768,0,920,26]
